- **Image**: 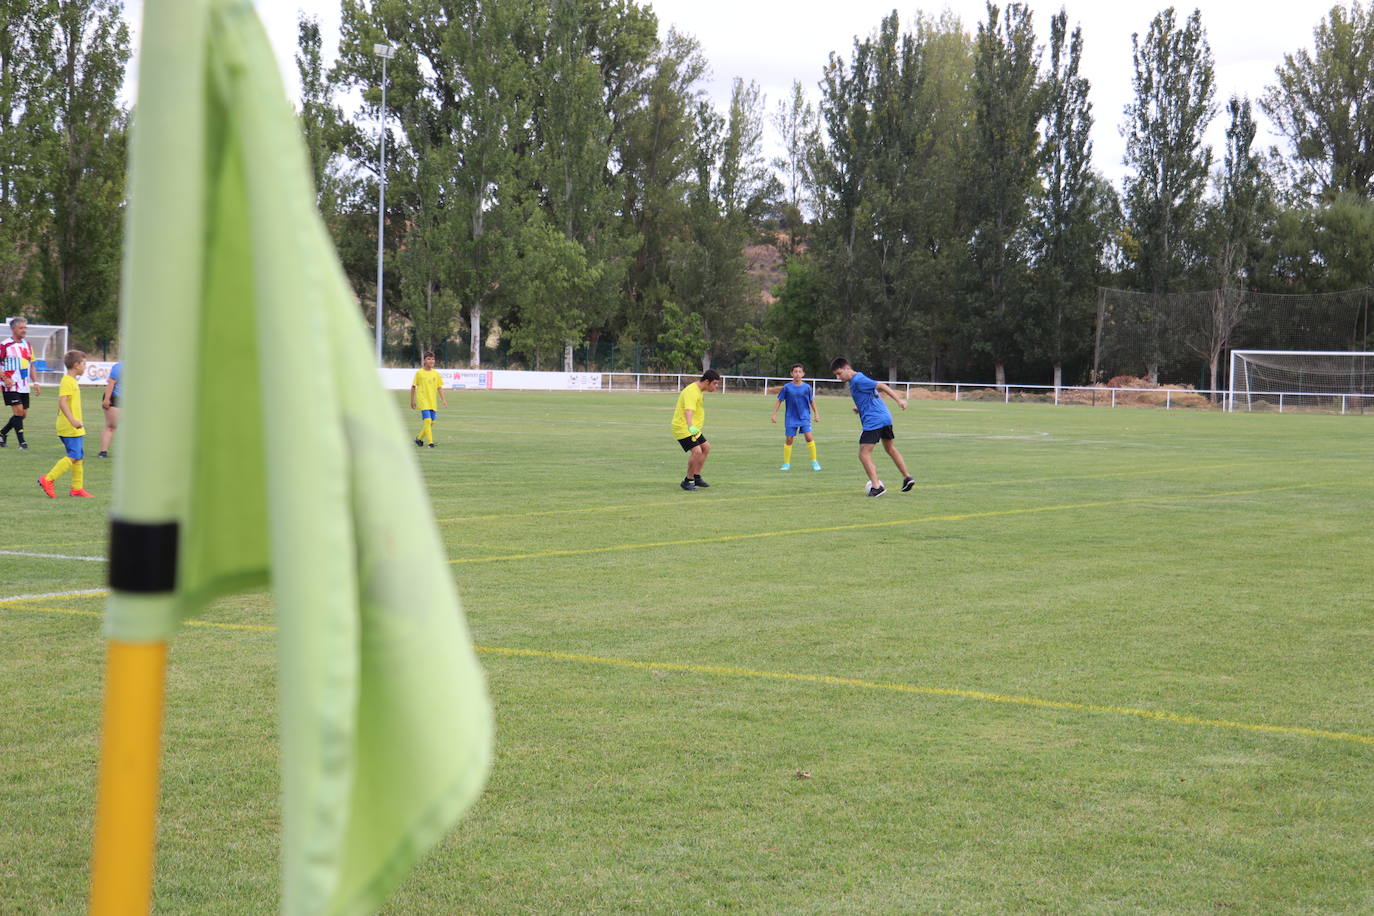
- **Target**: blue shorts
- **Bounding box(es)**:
[785,421,812,437]
[60,435,85,461]
[421,409,437,421]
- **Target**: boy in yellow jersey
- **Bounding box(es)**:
[670,369,721,491]
[410,351,448,448]
[37,349,94,498]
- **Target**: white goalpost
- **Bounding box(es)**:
[1227,350,1374,413]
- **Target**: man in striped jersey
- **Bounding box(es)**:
[1,317,40,449]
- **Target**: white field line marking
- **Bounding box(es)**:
[1,549,105,562]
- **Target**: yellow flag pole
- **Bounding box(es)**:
[89,0,206,904]
[89,641,168,914]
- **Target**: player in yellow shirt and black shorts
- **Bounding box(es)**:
[670,369,721,491]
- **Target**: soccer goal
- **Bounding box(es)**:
[1227,350,1374,413]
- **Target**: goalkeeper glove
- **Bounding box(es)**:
[688,425,701,436]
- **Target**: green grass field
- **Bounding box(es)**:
[3,385,1373,914]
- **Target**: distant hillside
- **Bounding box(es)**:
[743,231,794,308]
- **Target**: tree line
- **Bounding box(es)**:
[5,1,1374,383]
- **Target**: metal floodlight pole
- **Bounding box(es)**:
[374,42,395,367]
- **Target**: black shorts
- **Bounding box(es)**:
[858,425,895,444]
[3,391,28,409]
[107,394,119,409]
[677,433,706,451]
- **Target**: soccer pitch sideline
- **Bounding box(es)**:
[3,386,1372,913]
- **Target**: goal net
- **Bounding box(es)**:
[1227,350,1374,413]
[1095,287,1372,387]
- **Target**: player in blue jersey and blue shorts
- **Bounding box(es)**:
[830,357,914,497]
[769,363,820,470]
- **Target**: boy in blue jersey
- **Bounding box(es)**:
[830,357,914,497]
[769,363,820,470]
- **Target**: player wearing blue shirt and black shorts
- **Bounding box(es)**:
[99,360,122,458]
[769,363,820,470]
[830,357,914,497]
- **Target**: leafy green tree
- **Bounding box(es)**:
[671,78,775,369]
[31,0,129,340]
[810,12,972,380]
[1263,191,1374,291]
[1027,9,1115,388]
[295,13,351,217]
[764,254,824,372]
[530,0,641,368]
[963,1,1043,387]
[771,80,817,253]
[336,0,531,367]
[502,217,598,369]
[1195,96,1274,393]
[617,29,710,341]
[0,0,57,314]
[654,299,707,370]
[1121,6,1216,381]
[1262,2,1374,200]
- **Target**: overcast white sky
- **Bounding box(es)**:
[125,0,1328,189]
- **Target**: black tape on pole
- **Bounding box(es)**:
[108,519,179,594]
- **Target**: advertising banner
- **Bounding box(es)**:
[376,368,601,391]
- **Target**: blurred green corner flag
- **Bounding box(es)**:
[104,0,492,913]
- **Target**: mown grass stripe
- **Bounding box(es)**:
[432,462,1253,525]
[450,482,1329,565]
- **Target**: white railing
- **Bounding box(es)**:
[404,368,1372,414]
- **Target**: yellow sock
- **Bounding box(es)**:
[46,457,73,482]
[422,418,434,444]
[782,443,792,464]
[72,460,84,490]
[807,440,818,462]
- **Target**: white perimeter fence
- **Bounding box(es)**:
[376,368,1374,415]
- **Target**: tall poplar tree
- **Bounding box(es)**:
[1195,96,1272,393]
[1262,2,1374,200]
[771,79,816,253]
[810,12,972,379]
[0,0,56,312]
[32,0,129,337]
[1122,6,1215,382]
[1027,8,1115,388]
[336,0,530,367]
[618,28,710,345]
[963,1,1043,387]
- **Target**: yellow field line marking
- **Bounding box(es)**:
[0,598,275,632]
[433,462,1255,525]
[3,598,1369,747]
[484,646,1374,747]
[451,482,1330,565]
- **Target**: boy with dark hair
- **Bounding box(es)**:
[830,357,914,498]
[410,351,447,448]
[770,363,820,470]
[670,369,721,491]
[37,349,93,498]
